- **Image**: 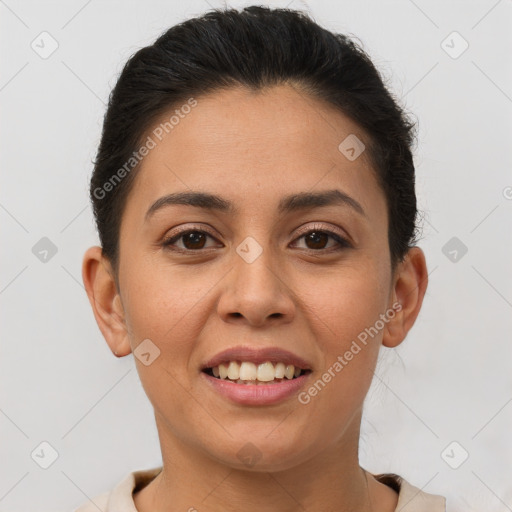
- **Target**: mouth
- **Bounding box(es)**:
[202,361,312,385]
[200,346,313,404]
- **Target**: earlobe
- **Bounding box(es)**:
[81,246,132,357]
[382,247,428,348]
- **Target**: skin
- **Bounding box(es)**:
[82,84,428,512]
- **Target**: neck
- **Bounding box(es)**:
[133,413,397,512]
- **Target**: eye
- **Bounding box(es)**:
[162,229,220,252]
[291,225,351,252]
[161,224,351,253]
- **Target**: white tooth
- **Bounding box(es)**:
[227,361,240,380]
[219,363,228,379]
[216,360,302,381]
[257,362,275,382]
[275,362,285,379]
[284,364,295,379]
[239,361,257,380]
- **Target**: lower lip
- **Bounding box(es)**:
[201,372,311,405]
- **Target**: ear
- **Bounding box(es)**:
[382,246,428,348]
[82,246,132,357]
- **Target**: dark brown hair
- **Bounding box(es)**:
[90,5,419,277]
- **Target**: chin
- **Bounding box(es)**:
[204,428,317,472]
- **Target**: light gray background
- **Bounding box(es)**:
[1,1,511,511]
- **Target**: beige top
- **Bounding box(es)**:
[73,466,446,511]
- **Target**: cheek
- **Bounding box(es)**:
[119,259,215,418]
[119,256,210,358]
[298,261,388,401]
[300,263,389,346]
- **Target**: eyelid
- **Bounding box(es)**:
[294,222,350,241]
[162,222,352,251]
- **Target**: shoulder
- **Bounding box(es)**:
[373,472,446,512]
[71,467,162,512]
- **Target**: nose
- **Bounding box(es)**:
[216,243,296,327]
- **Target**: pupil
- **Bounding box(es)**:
[307,231,327,249]
[184,232,205,249]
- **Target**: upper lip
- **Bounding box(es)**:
[201,346,313,371]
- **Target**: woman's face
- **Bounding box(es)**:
[111,84,401,470]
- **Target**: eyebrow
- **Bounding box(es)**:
[145,189,366,221]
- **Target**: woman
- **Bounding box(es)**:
[77,5,446,511]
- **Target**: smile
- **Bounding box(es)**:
[203,360,311,384]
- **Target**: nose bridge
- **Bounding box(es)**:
[217,232,295,324]
[234,229,307,303]
[234,233,282,296]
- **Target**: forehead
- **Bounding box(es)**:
[123,84,385,222]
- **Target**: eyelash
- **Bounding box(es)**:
[161,223,351,254]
